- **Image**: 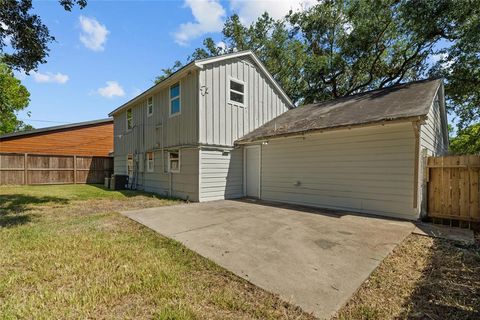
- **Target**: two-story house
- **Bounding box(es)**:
[109,50,448,220]
[108,51,293,202]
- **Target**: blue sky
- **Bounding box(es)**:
[17,0,314,128]
[17,0,454,129]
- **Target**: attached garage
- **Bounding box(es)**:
[237,79,449,220]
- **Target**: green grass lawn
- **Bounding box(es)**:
[0,184,311,319]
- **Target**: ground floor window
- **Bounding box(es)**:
[146,152,154,172]
[168,150,180,173]
[127,154,133,177]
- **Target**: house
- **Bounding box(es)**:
[0,118,114,157]
[109,50,448,220]
[109,51,292,201]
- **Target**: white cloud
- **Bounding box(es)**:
[229,0,317,25]
[31,71,69,84]
[174,0,226,45]
[97,81,125,98]
[79,15,109,51]
[216,40,227,51]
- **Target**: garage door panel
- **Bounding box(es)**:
[259,123,417,219]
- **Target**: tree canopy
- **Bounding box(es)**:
[0,62,31,134]
[0,0,87,72]
[0,0,86,134]
[449,123,480,155]
[157,0,479,131]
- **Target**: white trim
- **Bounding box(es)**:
[228,76,246,107]
[126,108,133,131]
[169,82,181,118]
[168,150,181,173]
[147,96,154,117]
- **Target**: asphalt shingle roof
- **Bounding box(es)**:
[237,78,442,143]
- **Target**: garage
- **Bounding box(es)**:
[237,79,449,220]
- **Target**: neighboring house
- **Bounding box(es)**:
[109,50,448,220]
[0,118,113,156]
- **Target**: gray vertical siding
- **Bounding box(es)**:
[142,148,199,201]
[112,71,200,199]
[113,71,199,157]
[198,57,290,147]
[199,148,243,201]
[420,93,448,156]
[257,123,418,220]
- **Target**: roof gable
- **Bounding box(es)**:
[108,50,293,116]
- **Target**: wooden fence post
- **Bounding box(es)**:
[73,155,77,184]
[24,153,28,185]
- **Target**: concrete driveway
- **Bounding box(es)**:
[122,199,415,319]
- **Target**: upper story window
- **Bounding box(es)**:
[147,97,153,117]
[229,78,245,106]
[169,82,181,116]
[126,108,133,130]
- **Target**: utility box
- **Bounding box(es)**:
[113,174,129,190]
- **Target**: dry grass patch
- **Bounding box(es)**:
[0,185,313,319]
[336,233,480,320]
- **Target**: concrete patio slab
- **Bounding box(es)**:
[122,199,415,319]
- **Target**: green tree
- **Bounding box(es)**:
[0,0,87,72]
[449,123,480,154]
[158,0,479,134]
[0,62,31,134]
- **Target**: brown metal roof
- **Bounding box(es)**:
[237,78,442,143]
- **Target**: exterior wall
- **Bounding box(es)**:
[142,148,199,201]
[112,71,199,199]
[199,148,243,201]
[0,122,113,156]
[420,92,448,156]
[256,122,418,220]
[198,57,290,147]
[113,70,199,156]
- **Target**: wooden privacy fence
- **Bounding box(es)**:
[0,153,113,185]
[427,155,480,222]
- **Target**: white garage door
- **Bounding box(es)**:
[258,122,418,220]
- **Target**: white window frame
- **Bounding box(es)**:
[127,153,133,177]
[228,76,246,107]
[126,108,133,130]
[146,151,154,172]
[168,150,180,173]
[147,97,154,117]
[169,82,181,117]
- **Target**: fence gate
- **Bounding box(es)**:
[426,155,480,222]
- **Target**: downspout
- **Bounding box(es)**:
[169,172,172,197]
